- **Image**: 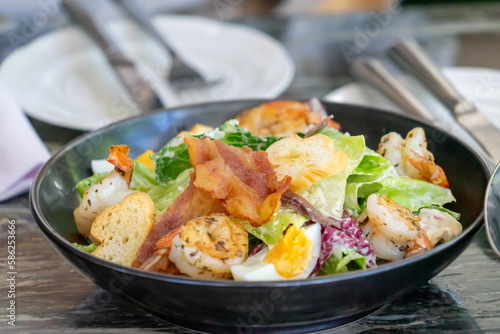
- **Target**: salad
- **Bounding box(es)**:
[72,99,462,281]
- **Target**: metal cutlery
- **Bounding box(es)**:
[388,39,500,162]
[351,57,436,122]
[387,39,500,259]
[485,162,500,258]
[62,0,166,114]
[353,41,500,259]
[112,0,209,91]
[351,56,496,167]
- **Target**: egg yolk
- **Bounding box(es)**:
[263,225,313,278]
[137,150,155,170]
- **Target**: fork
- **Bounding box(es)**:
[111,0,208,90]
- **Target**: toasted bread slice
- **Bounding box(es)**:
[266,134,348,191]
[176,124,214,137]
[91,192,155,266]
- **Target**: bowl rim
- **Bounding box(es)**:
[30,99,491,288]
[484,161,500,257]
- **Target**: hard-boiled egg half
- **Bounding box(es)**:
[231,223,322,281]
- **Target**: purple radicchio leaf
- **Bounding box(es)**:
[310,212,376,277]
[248,242,267,257]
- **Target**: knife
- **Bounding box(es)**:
[388,39,500,163]
[62,0,165,115]
[350,57,437,122]
[351,56,496,167]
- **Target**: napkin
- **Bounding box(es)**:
[0,81,50,202]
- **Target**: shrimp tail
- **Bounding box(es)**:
[409,152,449,188]
[139,225,187,273]
[140,248,170,272]
[406,229,433,257]
[107,145,134,185]
[364,194,434,261]
[155,225,183,250]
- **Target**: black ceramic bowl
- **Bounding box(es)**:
[31,100,490,333]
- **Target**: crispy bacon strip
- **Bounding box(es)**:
[185,137,291,227]
[132,179,225,268]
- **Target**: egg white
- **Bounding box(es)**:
[91,159,114,174]
[231,223,322,281]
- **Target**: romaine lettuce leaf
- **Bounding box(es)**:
[239,211,308,245]
[75,161,159,197]
[350,148,393,177]
[73,242,98,253]
[147,168,192,213]
[343,145,456,215]
[130,161,159,192]
[300,130,366,218]
[298,172,349,219]
[318,127,342,141]
[344,151,398,215]
[414,205,461,221]
[318,128,365,173]
[319,248,366,275]
[377,177,455,211]
[75,172,107,197]
[153,120,282,184]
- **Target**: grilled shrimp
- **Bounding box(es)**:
[361,194,432,261]
[377,128,449,188]
[140,226,183,273]
[74,145,135,238]
[418,208,462,247]
[106,145,135,184]
[168,214,249,279]
[377,132,405,176]
[236,100,340,137]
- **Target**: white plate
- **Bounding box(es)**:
[324,67,500,130]
[0,15,294,131]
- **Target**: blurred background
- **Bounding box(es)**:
[1,0,500,137]
[1,0,500,100]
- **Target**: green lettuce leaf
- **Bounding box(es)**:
[75,172,107,197]
[73,242,98,253]
[318,127,342,141]
[146,168,192,213]
[344,151,398,215]
[343,146,456,215]
[298,172,349,219]
[350,148,393,177]
[335,135,366,173]
[130,161,159,192]
[300,130,366,218]
[318,128,365,173]
[377,177,455,211]
[414,205,461,221]
[319,248,366,275]
[153,120,282,184]
[75,161,159,197]
[239,211,308,245]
